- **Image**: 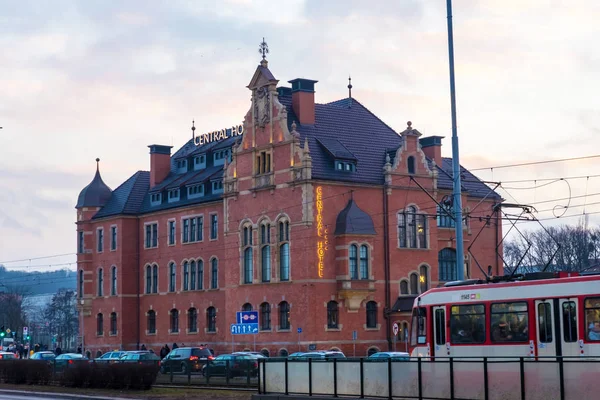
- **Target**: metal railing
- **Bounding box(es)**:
[257,356,600,400]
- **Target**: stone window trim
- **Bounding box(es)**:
[347,241,374,280]
[276,327,291,333]
[325,325,343,332]
[143,221,159,249]
[209,212,219,241]
[167,219,176,247]
[145,330,157,336]
[110,265,117,296]
[210,257,219,289]
[181,213,205,245]
[363,324,382,331]
[276,215,291,282]
[109,224,118,252]
[397,204,429,250]
[399,279,410,296]
[407,264,431,295]
[240,219,254,285]
[96,266,104,297]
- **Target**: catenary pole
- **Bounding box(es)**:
[446,0,465,280]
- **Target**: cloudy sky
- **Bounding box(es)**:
[1,0,599,271]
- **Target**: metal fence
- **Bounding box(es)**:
[257,357,600,400]
[155,359,258,388]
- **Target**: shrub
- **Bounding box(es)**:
[0,360,52,385]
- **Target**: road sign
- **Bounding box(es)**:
[230,323,259,335]
[236,311,259,324]
[393,322,399,336]
[23,327,28,336]
[297,327,302,334]
[6,329,10,334]
[352,330,358,341]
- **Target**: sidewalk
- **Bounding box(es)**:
[0,388,131,400]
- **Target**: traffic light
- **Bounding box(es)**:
[26,335,30,340]
[0,326,5,338]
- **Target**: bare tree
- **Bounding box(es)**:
[0,285,30,339]
[43,289,78,351]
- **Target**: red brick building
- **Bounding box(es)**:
[75,57,502,357]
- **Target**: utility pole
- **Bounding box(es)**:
[446,0,465,281]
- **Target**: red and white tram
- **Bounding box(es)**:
[410,272,600,358]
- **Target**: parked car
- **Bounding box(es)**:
[367,352,410,360]
[95,351,126,363]
[120,351,161,365]
[202,354,259,378]
[160,347,213,374]
[289,351,346,360]
[232,351,266,358]
[0,351,17,360]
[30,351,56,361]
[54,353,89,373]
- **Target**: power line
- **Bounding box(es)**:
[470,155,600,172]
[0,252,75,265]
[500,174,600,184]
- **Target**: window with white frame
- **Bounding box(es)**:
[168,220,175,245]
[110,226,117,251]
[168,188,180,203]
[398,206,427,249]
[187,184,204,199]
[150,193,162,206]
[97,228,104,253]
[183,216,203,243]
[145,223,158,248]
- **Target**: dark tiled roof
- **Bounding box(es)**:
[76,168,113,208]
[137,191,222,215]
[92,171,149,219]
[334,199,376,235]
[317,138,357,161]
[438,158,501,199]
[391,296,417,312]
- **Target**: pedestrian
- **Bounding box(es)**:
[172,342,178,350]
[55,346,62,356]
[159,345,167,359]
[141,344,147,351]
[77,345,82,354]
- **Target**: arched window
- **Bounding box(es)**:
[79,270,84,298]
[279,301,290,330]
[190,260,196,291]
[198,260,204,290]
[183,261,190,291]
[279,349,289,357]
[145,265,151,294]
[400,280,409,295]
[398,206,427,249]
[261,222,271,283]
[206,307,216,332]
[327,301,339,329]
[169,262,176,292]
[349,244,358,279]
[410,273,418,294]
[110,312,117,335]
[360,245,369,279]
[211,258,218,289]
[367,347,379,357]
[407,156,415,174]
[242,303,253,312]
[278,221,290,281]
[96,313,103,335]
[111,266,117,296]
[244,247,253,284]
[170,309,179,333]
[97,268,103,297]
[188,308,198,333]
[439,248,457,282]
[366,301,377,328]
[147,310,156,334]
[152,264,158,293]
[419,265,429,293]
[260,302,271,331]
[260,349,270,357]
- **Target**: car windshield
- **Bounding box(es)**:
[192,348,212,357]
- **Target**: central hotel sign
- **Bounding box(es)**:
[195,124,244,146]
[316,186,329,278]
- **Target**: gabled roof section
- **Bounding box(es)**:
[317,138,357,161]
[76,161,113,208]
[334,199,376,236]
[92,171,150,219]
[247,60,278,90]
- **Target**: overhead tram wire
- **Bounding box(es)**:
[470,154,600,172]
[0,252,75,265]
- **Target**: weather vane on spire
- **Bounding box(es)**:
[259,37,269,60]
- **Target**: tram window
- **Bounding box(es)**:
[435,309,446,344]
[538,302,553,343]
[584,297,600,341]
[410,307,427,346]
[490,302,529,343]
[562,301,578,343]
[450,304,485,344]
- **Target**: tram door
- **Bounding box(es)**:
[432,306,446,357]
[535,300,556,357]
[558,298,580,357]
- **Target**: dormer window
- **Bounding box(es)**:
[167,189,180,203]
[213,149,231,166]
[187,184,204,199]
[193,155,206,170]
[150,193,162,206]
[212,180,223,194]
[176,159,188,173]
[335,160,356,172]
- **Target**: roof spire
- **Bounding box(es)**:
[348,75,352,99]
[191,120,196,141]
[259,37,269,67]
[96,158,100,172]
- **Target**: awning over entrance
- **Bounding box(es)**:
[391,296,417,313]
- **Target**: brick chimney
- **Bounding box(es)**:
[288,78,318,125]
[419,136,444,166]
[148,145,173,187]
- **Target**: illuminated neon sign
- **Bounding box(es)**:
[316,186,329,278]
[194,124,244,146]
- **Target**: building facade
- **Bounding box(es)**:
[75,57,502,357]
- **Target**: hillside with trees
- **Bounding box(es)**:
[0,266,76,295]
